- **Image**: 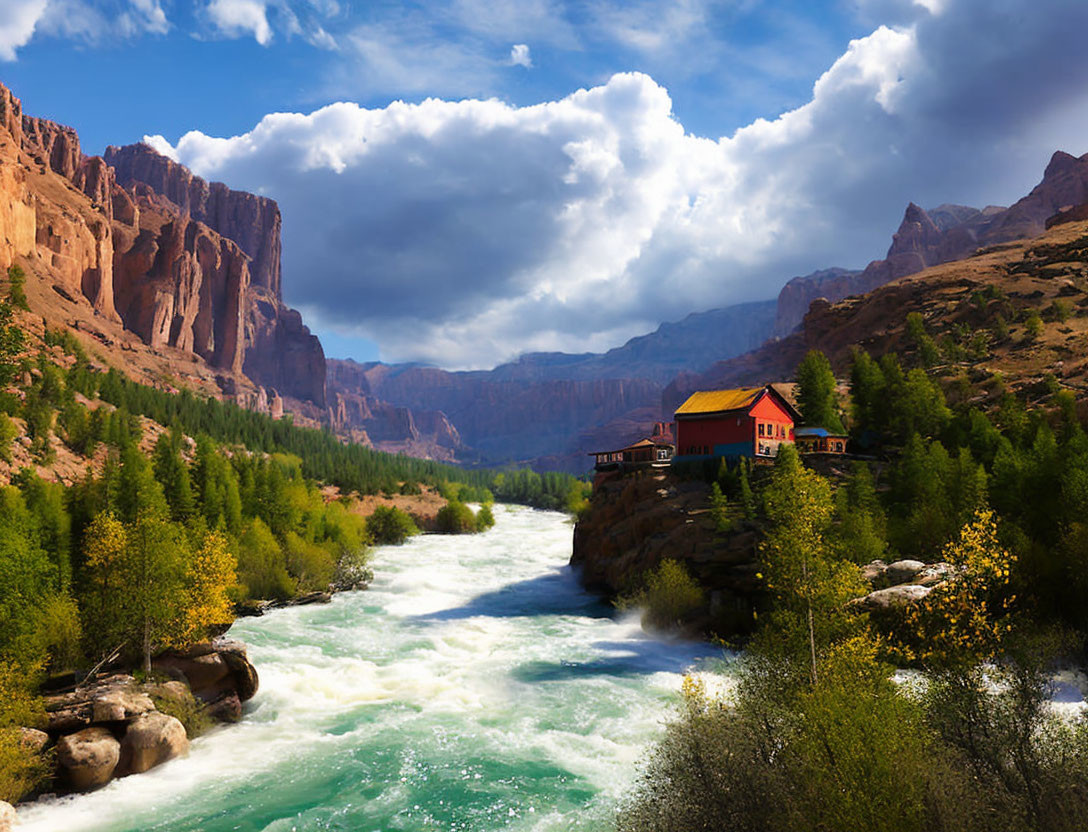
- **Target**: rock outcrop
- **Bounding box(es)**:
[571,471,763,637]
[105,143,282,294]
[0,799,14,831]
[38,638,259,794]
[0,81,326,410]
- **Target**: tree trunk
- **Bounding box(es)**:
[143,618,151,676]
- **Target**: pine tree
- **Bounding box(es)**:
[796,350,845,433]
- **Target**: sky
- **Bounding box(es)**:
[2,0,1088,369]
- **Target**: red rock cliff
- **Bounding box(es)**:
[0,81,325,409]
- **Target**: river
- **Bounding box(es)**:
[20,504,719,832]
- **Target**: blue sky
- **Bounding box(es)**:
[3,0,1088,369]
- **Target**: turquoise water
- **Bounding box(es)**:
[20,505,718,831]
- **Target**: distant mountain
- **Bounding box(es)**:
[327,299,781,471]
[487,299,777,384]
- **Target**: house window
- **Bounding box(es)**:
[758,424,765,436]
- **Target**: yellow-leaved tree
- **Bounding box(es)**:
[179,530,237,645]
[902,508,1015,666]
[760,445,866,684]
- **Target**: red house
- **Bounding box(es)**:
[674,385,800,460]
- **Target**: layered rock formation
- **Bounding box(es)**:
[0,81,325,410]
[328,358,663,469]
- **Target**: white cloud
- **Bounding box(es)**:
[150,0,1088,369]
[203,0,273,45]
[0,0,48,61]
[0,0,167,58]
[508,43,531,67]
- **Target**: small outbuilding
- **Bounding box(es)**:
[590,422,675,473]
[794,426,848,455]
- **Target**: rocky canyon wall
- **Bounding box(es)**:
[0,81,325,410]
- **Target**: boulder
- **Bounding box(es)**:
[220,650,259,703]
[56,726,121,791]
[154,651,231,695]
[44,675,149,734]
[18,727,49,753]
[884,559,927,586]
[853,583,933,613]
[860,559,888,585]
[0,800,14,832]
[915,562,958,587]
[92,688,155,723]
[205,693,243,723]
[119,712,188,776]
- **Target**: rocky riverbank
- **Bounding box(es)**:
[7,637,259,824]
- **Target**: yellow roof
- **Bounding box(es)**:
[675,387,763,416]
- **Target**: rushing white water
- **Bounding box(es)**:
[20,505,721,832]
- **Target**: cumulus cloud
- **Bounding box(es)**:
[0,0,48,60]
[149,0,1088,369]
[508,43,531,67]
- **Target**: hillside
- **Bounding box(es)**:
[771,151,1088,338]
[666,216,1088,411]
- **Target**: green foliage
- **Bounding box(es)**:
[617,558,704,631]
[709,482,733,533]
[475,503,495,531]
[5,266,28,312]
[759,445,865,673]
[0,413,15,464]
[0,660,48,803]
[1050,299,1073,323]
[149,691,213,739]
[152,431,196,522]
[795,349,845,432]
[435,500,478,534]
[849,350,949,443]
[906,311,940,367]
[236,518,294,601]
[1024,310,1044,341]
[835,462,887,564]
[367,505,420,545]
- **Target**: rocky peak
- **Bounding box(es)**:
[21,115,82,180]
[105,144,282,295]
[0,83,22,146]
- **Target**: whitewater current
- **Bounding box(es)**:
[20,504,720,832]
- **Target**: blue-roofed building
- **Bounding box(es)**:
[795,427,848,455]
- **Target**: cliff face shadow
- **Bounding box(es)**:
[511,639,710,683]
[413,569,615,622]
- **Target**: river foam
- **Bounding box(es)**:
[20,505,718,832]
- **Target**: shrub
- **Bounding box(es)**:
[0,661,48,804]
[6,266,28,312]
[0,413,15,463]
[618,558,704,631]
[1024,310,1044,341]
[435,500,477,534]
[475,503,495,531]
[150,692,213,739]
[367,505,419,544]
